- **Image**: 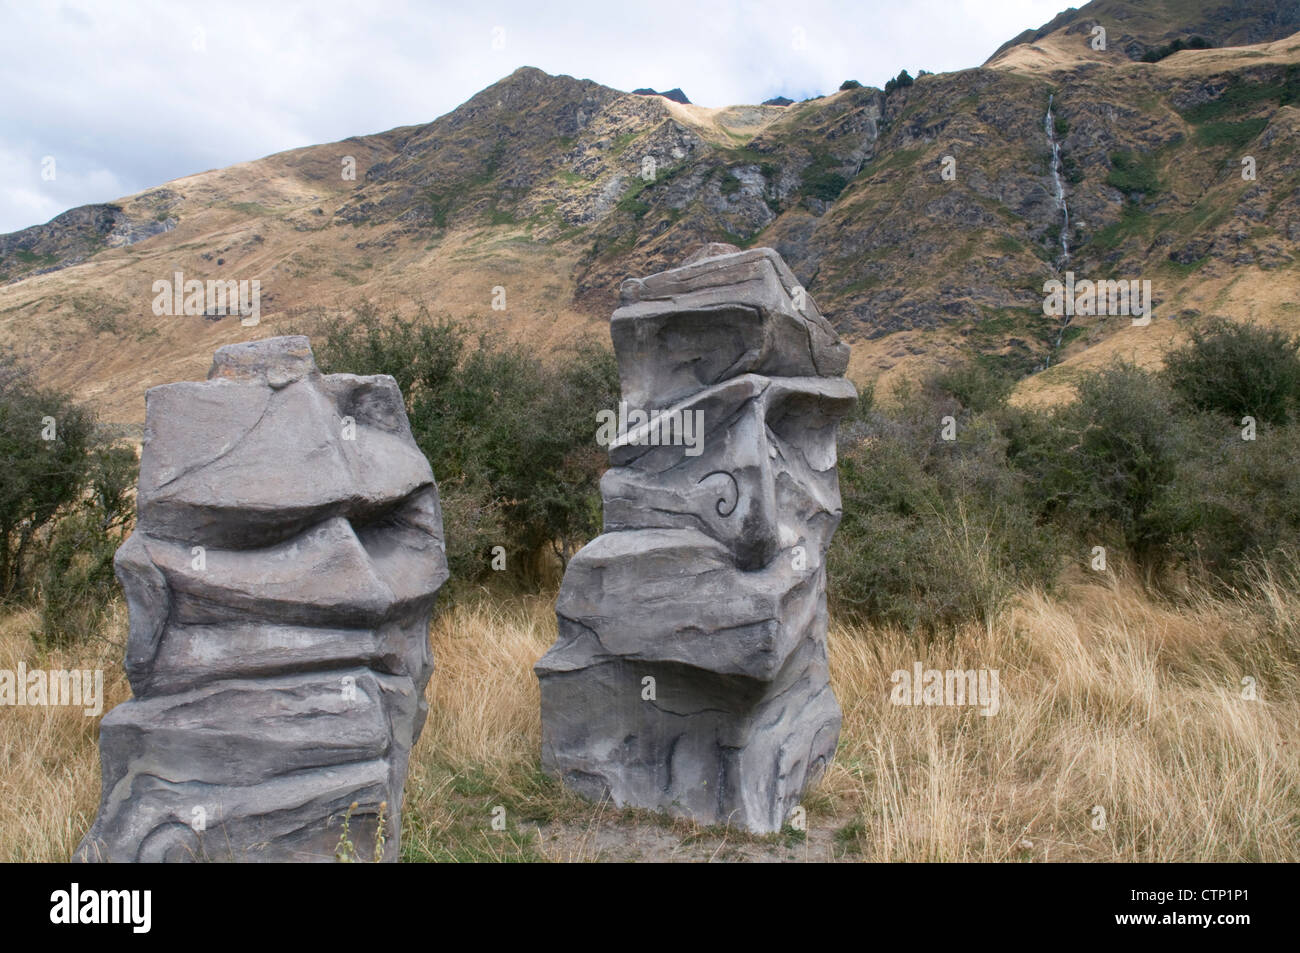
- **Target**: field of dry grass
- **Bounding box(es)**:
[2,572,1297,862]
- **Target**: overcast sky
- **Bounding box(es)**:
[0,0,1068,234]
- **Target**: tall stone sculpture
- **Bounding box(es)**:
[535,244,856,833]
[77,336,447,862]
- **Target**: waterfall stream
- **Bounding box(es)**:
[1042,93,1072,367]
[1044,93,1070,266]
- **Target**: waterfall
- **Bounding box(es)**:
[1044,93,1070,266]
[1042,93,1072,368]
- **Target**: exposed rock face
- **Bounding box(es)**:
[76,336,447,862]
[632,87,691,104]
[535,245,855,833]
[0,189,181,283]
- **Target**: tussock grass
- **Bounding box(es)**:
[2,575,1296,862]
[823,566,1299,861]
[0,602,131,862]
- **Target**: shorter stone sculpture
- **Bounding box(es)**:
[77,336,447,862]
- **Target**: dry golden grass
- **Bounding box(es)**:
[823,568,1300,860]
[0,602,131,862]
[2,573,1297,861]
[397,571,1299,861]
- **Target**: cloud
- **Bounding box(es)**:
[0,0,1065,233]
[0,143,127,233]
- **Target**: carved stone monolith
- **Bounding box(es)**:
[76,336,447,862]
[535,245,856,833]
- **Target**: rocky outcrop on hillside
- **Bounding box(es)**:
[0,189,180,283]
[633,87,691,104]
[317,42,1300,373]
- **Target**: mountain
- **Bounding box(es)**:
[988,0,1300,63]
[3,0,1300,423]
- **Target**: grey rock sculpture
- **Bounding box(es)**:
[535,245,856,833]
[77,336,447,862]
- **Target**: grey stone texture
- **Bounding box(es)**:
[535,245,856,833]
[77,336,447,862]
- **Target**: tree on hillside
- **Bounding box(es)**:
[0,353,95,599]
[0,350,136,642]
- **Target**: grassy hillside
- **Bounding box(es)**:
[988,0,1300,63]
[3,10,1300,422]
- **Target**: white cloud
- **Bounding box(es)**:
[0,143,127,233]
[0,0,1066,233]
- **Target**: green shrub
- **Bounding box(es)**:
[1162,320,1300,424]
[39,445,137,646]
[311,305,618,586]
[799,149,851,203]
[883,71,912,96]
[1140,36,1211,63]
[0,350,137,641]
[1014,363,1186,573]
[0,353,97,601]
[1193,118,1267,149]
[1106,150,1161,197]
[934,359,1015,414]
[1171,416,1300,584]
[830,379,1062,630]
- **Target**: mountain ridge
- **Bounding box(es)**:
[3,0,1299,422]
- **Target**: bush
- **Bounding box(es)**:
[884,70,914,95]
[1014,363,1187,573]
[1140,36,1211,63]
[830,378,1062,630]
[831,354,1300,621]
[1106,149,1161,197]
[933,359,1015,414]
[0,353,97,601]
[1162,320,1300,424]
[1168,414,1300,585]
[311,305,618,586]
[839,80,862,91]
[39,445,137,645]
[0,351,137,640]
[800,149,851,203]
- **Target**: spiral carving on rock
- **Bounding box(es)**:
[697,469,740,517]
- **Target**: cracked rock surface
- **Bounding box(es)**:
[77,336,447,862]
[535,245,855,833]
